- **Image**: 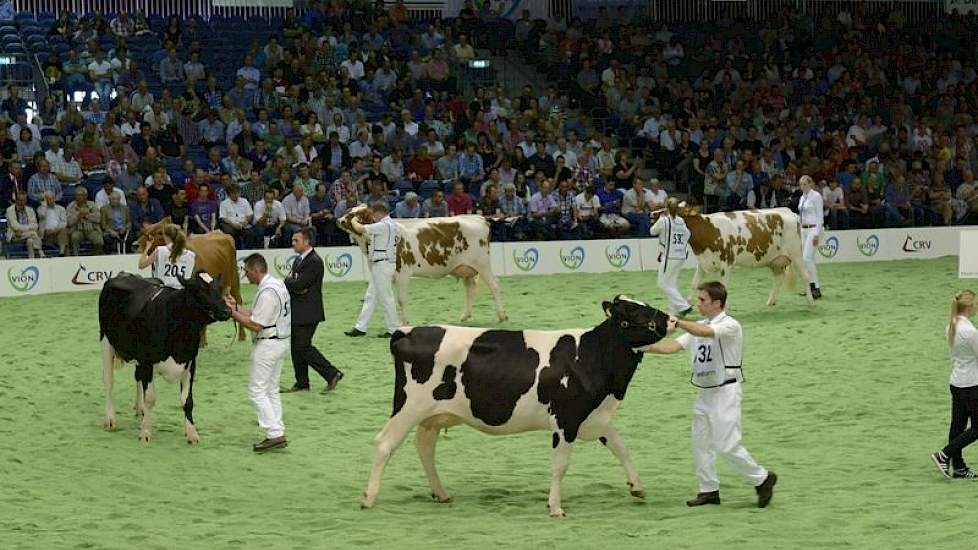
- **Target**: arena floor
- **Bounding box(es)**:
[0,257,971,549]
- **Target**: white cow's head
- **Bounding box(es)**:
[336,204,374,250]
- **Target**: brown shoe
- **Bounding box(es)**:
[253,436,287,452]
[686,491,720,507]
[324,371,344,392]
[756,472,777,508]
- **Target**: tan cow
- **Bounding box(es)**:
[679,206,814,306]
[135,220,246,342]
[338,205,507,325]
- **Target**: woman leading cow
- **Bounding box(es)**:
[138,223,197,289]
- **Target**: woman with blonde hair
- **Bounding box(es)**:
[797,174,824,299]
[138,223,197,289]
[649,197,693,316]
[932,290,978,479]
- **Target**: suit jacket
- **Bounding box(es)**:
[284,249,325,325]
[100,204,131,236]
[5,204,38,241]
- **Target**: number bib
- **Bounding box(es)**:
[691,339,725,388]
[154,245,196,289]
[659,217,690,261]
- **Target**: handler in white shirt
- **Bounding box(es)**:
[227,253,291,453]
[641,281,777,508]
[345,202,401,338]
[649,198,692,316]
[933,290,978,479]
[797,175,824,299]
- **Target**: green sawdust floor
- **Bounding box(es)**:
[0,257,973,549]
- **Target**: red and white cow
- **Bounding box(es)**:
[680,207,813,306]
[338,206,507,324]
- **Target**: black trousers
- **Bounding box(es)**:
[943,384,978,470]
[291,323,339,388]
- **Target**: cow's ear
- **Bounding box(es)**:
[602,301,614,318]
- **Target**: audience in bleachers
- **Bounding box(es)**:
[3,2,978,257]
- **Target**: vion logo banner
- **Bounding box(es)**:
[605,244,631,268]
[273,254,300,278]
[559,246,585,270]
[857,234,880,257]
[7,265,40,292]
[325,252,354,278]
[817,236,839,258]
[512,247,539,272]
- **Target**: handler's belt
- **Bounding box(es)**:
[801,224,817,229]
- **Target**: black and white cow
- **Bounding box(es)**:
[100,271,231,443]
[361,296,670,517]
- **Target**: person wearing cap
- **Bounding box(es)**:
[394,191,421,218]
[346,202,401,338]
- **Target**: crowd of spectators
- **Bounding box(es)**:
[4,2,978,258]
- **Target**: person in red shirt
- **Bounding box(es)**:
[183,168,216,203]
[445,179,473,215]
[406,146,435,183]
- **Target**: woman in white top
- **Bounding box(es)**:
[933,290,978,479]
[649,197,693,316]
[797,175,824,299]
[138,223,197,289]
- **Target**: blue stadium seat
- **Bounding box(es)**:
[419,180,441,200]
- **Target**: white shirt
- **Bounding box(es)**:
[648,188,668,206]
[649,214,690,261]
[798,189,824,229]
[573,193,600,218]
[621,188,653,215]
[349,140,373,159]
[554,149,578,169]
[95,188,127,208]
[251,274,291,340]
[220,197,254,226]
[340,59,365,80]
[822,186,845,212]
[365,215,399,263]
[153,244,197,289]
[254,199,286,225]
[88,59,113,80]
[38,203,66,231]
[949,317,978,388]
[677,312,744,389]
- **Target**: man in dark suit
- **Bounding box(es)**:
[282,227,344,393]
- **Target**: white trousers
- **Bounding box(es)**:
[692,383,767,493]
[355,261,399,333]
[249,339,289,439]
[801,227,820,287]
[658,255,691,314]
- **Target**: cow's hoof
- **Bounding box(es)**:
[431,493,453,504]
[630,488,647,499]
[186,433,200,445]
[459,314,471,322]
[549,508,566,518]
[498,314,509,322]
[138,431,152,443]
[360,493,376,509]
[103,416,116,430]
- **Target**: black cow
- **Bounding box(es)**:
[100,271,231,444]
[360,296,670,516]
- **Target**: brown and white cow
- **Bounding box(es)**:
[338,206,507,324]
[680,207,813,306]
[135,221,246,342]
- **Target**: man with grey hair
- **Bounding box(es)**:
[67,186,103,254]
[5,191,43,258]
[37,190,68,255]
[394,191,421,218]
[100,191,131,253]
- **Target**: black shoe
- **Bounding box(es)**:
[685,491,720,507]
[280,384,310,393]
[932,451,953,479]
[378,332,393,338]
[678,307,694,318]
[253,436,287,452]
[324,371,344,392]
[756,472,777,508]
[953,467,978,479]
[344,328,366,337]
